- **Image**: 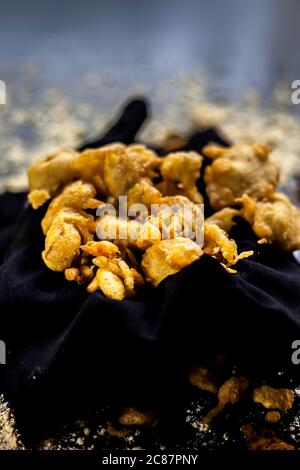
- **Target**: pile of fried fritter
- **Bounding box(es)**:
[27,142,300,300]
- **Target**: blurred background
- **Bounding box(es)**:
[1,0,300,196]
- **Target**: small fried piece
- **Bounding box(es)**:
[27,148,80,208]
[81,240,120,258]
[141,237,203,287]
[203,143,279,210]
[127,179,162,208]
[42,208,94,271]
[96,268,125,301]
[265,411,281,423]
[157,151,203,203]
[204,222,253,269]
[42,218,81,272]
[240,193,300,251]
[203,377,249,424]
[118,407,156,427]
[188,367,218,394]
[28,189,51,209]
[252,385,295,412]
[41,180,101,234]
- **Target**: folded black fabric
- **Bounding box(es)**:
[1,99,300,439]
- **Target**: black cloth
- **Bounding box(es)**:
[0,99,300,438]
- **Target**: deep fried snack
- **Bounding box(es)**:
[188,367,218,394]
[41,180,101,234]
[203,143,279,210]
[252,385,295,412]
[141,237,203,287]
[96,268,125,301]
[127,179,162,208]
[81,241,144,299]
[157,151,203,203]
[42,209,94,271]
[72,145,114,196]
[103,144,161,198]
[265,411,281,423]
[203,377,249,424]
[204,222,253,270]
[28,148,80,208]
[239,193,300,251]
[118,407,156,427]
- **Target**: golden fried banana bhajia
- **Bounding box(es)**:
[41,180,102,234]
[157,151,203,203]
[103,144,161,199]
[239,193,300,251]
[252,385,295,412]
[204,222,253,271]
[27,148,81,208]
[141,237,203,287]
[80,240,145,299]
[42,208,94,271]
[203,143,279,210]
[203,377,249,424]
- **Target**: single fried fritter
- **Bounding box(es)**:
[239,192,300,251]
[203,143,279,210]
[28,148,80,208]
[118,407,156,427]
[42,208,94,271]
[157,151,203,203]
[188,367,218,394]
[96,268,125,301]
[252,385,295,411]
[41,180,101,234]
[141,237,203,287]
[204,222,253,269]
[203,376,249,424]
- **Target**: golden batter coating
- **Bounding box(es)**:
[118,407,156,427]
[28,148,80,208]
[203,376,249,424]
[240,192,300,251]
[252,385,295,412]
[80,240,144,299]
[203,143,279,210]
[157,151,203,203]
[204,222,253,269]
[103,144,161,199]
[188,367,218,394]
[96,214,161,250]
[141,237,203,287]
[127,179,162,208]
[41,180,101,234]
[42,209,95,272]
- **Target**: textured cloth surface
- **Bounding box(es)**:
[0,99,300,437]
